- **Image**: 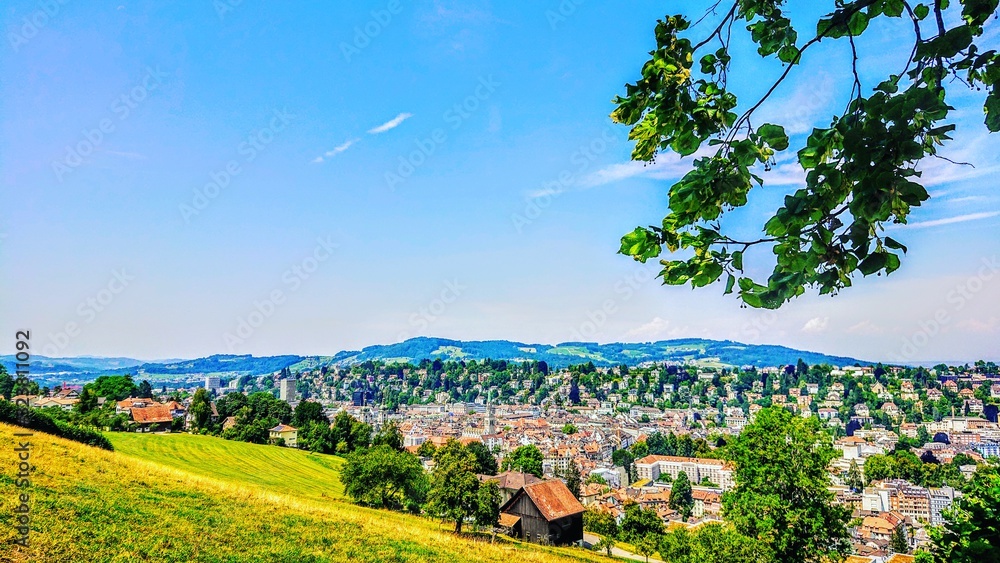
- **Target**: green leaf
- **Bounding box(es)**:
[757,123,789,151]
[884,237,908,253]
[858,252,887,275]
[724,274,736,295]
[619,227,661,262]
[777,45,800,64]
[848,10,870,35]
[731,250,744,271]
[986,91,1000,132]
[914,4,929,19]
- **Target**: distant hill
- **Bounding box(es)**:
[328,337,868,369]
[4,338,868,381]
[0,354,303,380]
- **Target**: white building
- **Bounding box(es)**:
[204,376,221,392]
[634,455,735,490]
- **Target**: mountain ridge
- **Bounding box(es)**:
[3,337,871,380]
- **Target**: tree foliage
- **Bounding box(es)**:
[927,461,1000,563]
[426,440,487,533]
[669,470,695,520]
[501,444,544,478]
[188,388,213,431]
[723,407,850,563]
[616,0,1000,308]
[341,444,427,512]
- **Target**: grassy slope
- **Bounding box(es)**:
[106,432,344,503]
[0,425,606,563]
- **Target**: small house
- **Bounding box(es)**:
[499,480,585,546]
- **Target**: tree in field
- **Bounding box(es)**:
[340,444,427,512]
[669,470,695,520]
[584,508,619,556]
[891,525,910,554]
[426,440,484,533]
[615,1,1000,309]
[926,461,1000,563]
[474,480,501,532]
[620,502,665,563]
[371,421,404,451]
[501,444,544,478]
[188,388,213,431]
[331,411,371,454]
[723,407,850,563]
[467,440,499,475]
[136,380,153,399]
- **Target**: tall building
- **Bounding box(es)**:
[279,378,297,403]
[485,403,497,435]
[204,376,221,392]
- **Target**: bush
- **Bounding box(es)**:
[0,400,114,451]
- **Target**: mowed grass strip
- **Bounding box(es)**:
[107,431,344,502]
[1,425,607,563]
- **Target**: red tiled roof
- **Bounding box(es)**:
[130,405,173,424]
[269,424,297,433]
[520,480,585,521]
[498,513,521,528]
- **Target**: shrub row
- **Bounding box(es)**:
[0,400,114,451]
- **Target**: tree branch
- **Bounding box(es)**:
[693,2,739,52]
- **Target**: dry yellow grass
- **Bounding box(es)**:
[0,425,609,562]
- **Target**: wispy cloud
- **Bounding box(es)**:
[312,138,358,163]
[801,316,830,334]
[904,211,1000,229]
[368,112,412,134]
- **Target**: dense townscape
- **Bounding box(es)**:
[3,355,998,562]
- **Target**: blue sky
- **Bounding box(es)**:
[1,1,998,363]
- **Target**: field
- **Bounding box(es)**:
[107,432,344,502]
[0,425,608,563]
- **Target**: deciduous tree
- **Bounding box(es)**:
[615,1,1000,308]
[723,407,850,563]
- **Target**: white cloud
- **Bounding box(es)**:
[904,211,1000,229]
[755,73,837,135]
[801,316,829,334]
[368,112,412,134]
[312,138,358,163]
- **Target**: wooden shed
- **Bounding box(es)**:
[499,480,585,546]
